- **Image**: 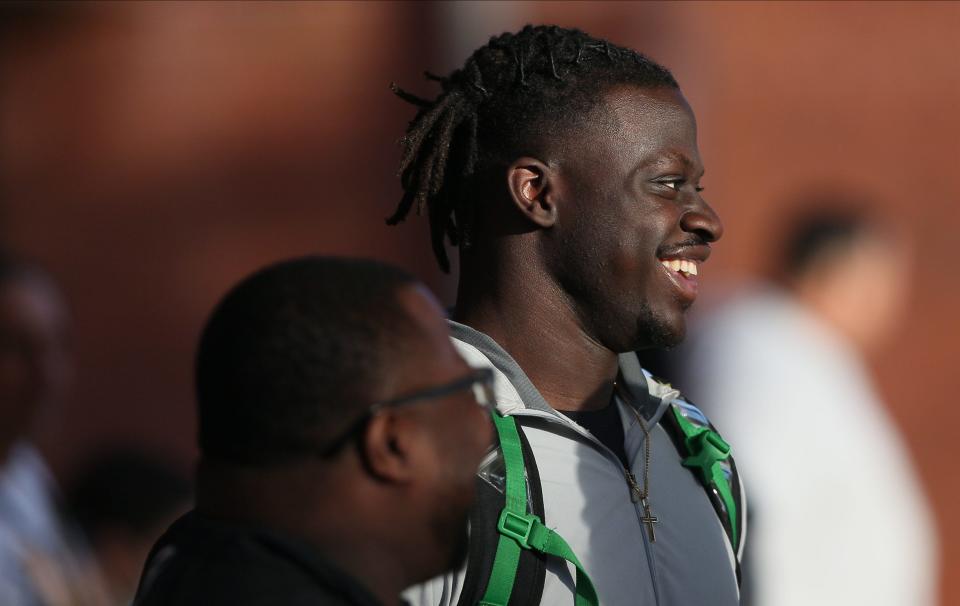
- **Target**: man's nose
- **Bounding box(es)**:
[680,199,723,243]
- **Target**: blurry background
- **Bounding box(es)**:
[0,0,957,603]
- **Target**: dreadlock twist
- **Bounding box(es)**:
[389,25,678,272]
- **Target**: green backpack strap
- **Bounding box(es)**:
[479,412,600,606]
[669,404,740,552]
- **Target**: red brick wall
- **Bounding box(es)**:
[2,2,957,602]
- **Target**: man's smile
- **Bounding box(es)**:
[657,244,710,304]
[658,257,700,303]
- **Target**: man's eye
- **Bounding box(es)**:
[662,180,682,191]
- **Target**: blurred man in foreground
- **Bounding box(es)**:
[134,257,494,606]
[681,202,938,605]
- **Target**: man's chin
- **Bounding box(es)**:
[633,311,685,350]
[651,327,685,350]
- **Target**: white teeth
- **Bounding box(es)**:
[660,259,699,276]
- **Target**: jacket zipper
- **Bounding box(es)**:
[507,408,663,604]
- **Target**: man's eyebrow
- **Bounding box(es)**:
[638,151,701,174]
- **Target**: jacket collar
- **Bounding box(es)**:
[447,320,673,425]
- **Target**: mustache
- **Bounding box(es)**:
[656,236,709,258]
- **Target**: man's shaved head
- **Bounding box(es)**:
[195,257,421,465]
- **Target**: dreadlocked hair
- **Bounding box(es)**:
[388,24,679,272]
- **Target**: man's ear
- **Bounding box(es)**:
[507,157,557,228]
[359,412,418,484]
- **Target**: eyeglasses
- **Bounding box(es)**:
[370,367,495,413]
[319,367,496,456]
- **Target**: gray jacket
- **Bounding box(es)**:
[405,321,743,606]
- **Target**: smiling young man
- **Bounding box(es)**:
[389,26,744,606]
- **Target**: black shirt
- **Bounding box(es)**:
[563,401,631,468]
[134,511,392,606]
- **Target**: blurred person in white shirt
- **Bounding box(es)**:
[0,255,106,606]
[679,199,938,606]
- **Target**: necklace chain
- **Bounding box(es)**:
[631,405,652,501]
[615,380,658,542]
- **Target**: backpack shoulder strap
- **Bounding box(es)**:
[477,413,599,606]
[457,419,545,606]
[660,398,746,575]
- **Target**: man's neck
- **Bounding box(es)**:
[455,272,619,412]
[196,461,410,606]
[305,526,409,606]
